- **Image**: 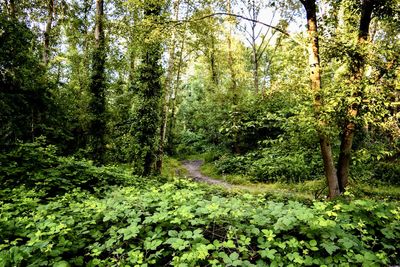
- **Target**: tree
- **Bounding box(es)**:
[336,0,392,192]
[131,1,164,176]
[87,0,106,164]
[239,0,276,94]
[300,0,340,198]
[43,0,55,65]
[0,15,49,148]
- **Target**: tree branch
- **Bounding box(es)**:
[166,12,306,48]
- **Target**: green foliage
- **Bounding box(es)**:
[205,90,323,183]
[0,15,50,147]
[175,130,210,156]
[0,177,399,266]
[129,2,164,176]
[215,147,322,183]
[372,161,400,185]
[0,139,133,197]
[218,97,284,154]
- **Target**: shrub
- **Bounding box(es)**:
[215,147,323,183]
[0,140,133,197]
[372,161,400,185]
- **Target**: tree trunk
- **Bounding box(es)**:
[226,0,240,154]
[301,0,340,198]
[337,0,373,192]
[167,26,187,153]
[88,0,106,164]
[43,0,54,65]
[250,0,259,94]
[9,0,16,19]
[210,37,219,86]
[128,9,139,83]
[226,0,237,96]
[132,2,163,176]
[156,0,181,172]
[156,52,174,172]
[252,44,259,94]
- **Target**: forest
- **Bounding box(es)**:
[0,0,399,265]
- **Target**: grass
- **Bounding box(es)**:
[161,156,189,179]
[200,162,252,185]
[351,182,400,201]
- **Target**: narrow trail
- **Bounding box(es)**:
[181,160,234,189]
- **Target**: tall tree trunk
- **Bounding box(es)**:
[210,37,219,86]
[167,25,187,153]
[156,0,181,172]
[226,0,240,154]
[88,0,106,164]
[43,0,54,65]
[250,0,260,94]
[128,9,139,82]
[337,0,373,192]
[226,0,238,97]
[252,45,259,94]
[9,0,16,19]
[301,0,340,198]
[132,2,163,176]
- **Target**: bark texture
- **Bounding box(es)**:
[337,0,374,192]
[301,0,340,198]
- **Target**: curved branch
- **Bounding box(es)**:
[166,12,306,49]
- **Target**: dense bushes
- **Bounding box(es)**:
[1,179,399,266]
[372,161,400,185]
[0,140,133,197]
[215,148,323,183]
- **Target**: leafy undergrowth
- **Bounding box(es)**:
[0,141,136,198]
[1,179,400,266]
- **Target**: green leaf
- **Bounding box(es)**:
[260,249,277,260]
[53,261,71,267]
[321,242,339,255]
[309,240,317,247]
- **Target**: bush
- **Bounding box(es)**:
[0,140,133,197]
[175,130,209,156]
[215,147,323,183]
[249,148,322,183]
[372,161,400,185]
[215,154,253,175]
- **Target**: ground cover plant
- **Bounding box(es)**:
[1,177,400,267]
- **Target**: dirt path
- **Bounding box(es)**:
[181,160,232,188]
